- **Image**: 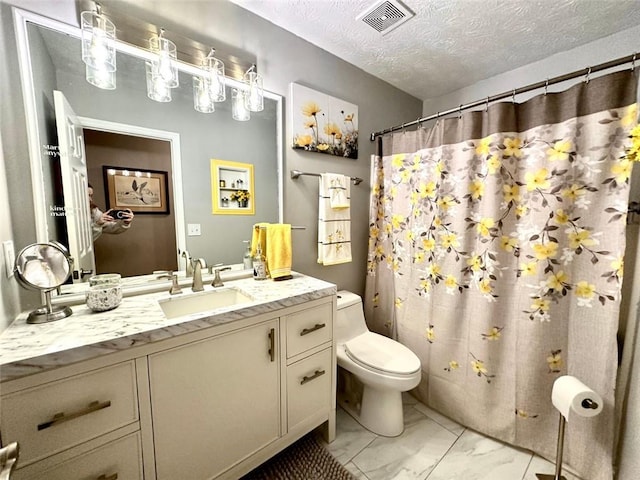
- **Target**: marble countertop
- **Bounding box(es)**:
[0,273,336,383]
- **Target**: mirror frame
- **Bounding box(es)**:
[13,7,284,287]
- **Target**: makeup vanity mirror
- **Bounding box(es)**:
[15,8,283,292]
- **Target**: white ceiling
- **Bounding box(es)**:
[229,0,640,101]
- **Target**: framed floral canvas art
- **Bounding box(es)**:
[290,83,358,159]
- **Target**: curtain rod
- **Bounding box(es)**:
[370,52,638,141]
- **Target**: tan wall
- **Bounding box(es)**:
[84,130,178,276]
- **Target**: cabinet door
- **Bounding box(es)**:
[149,320,280,480]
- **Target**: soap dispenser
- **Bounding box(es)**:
[253,243,267,281]
[243,240,252,270]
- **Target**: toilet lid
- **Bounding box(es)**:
[345,332,421,375]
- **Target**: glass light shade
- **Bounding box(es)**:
[86,64,116,90]
[81,11,116,73]
[244,70,264,112]
[204,55,226,102]
[149,34,179,88]
[193,76,215,113]
[146,62,172,102]
[232,88,250,121]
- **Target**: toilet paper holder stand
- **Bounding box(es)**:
[536,398,599,480]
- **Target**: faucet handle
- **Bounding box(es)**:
[169,273,182,295]
[155,270,173,279]
[208,262,224,274]
[212,266,232,287]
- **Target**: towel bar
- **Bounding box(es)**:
[257,225,306,230]
[290,169,363,185]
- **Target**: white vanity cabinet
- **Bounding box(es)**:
[148,318,280,480]
[1,289,336,480]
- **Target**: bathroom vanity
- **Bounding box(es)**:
[0,273,337,480]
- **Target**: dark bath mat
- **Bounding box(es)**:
[241,433,357,480]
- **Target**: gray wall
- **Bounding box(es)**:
[102,0,422,296]
[53,52,279,266]
[0,0,422,331]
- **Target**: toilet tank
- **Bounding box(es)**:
[335,290,369,344]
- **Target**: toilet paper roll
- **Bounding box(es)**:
[551,375,603,421]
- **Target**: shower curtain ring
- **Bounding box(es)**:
[632,53,636,72]
[585,66,591,83]
[401,122,406,134]
[512,89,516,104]
[544,78,549,95]
[458,104,463,118]
[485,97,489,112]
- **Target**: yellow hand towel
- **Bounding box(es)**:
[266,224,292,280]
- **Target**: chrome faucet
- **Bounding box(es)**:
[191,258,205,292]
[212,266,232,287]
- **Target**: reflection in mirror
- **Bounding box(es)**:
[16,10,283,290]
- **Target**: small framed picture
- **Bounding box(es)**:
[103,166,169,214]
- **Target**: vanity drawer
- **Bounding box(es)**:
[285,302,333,358]
[13,432,143,480]
[1,361,138,466]
[287,348,332,431]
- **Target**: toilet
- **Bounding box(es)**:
[335,290,421,437]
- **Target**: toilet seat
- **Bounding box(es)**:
[345,332,421,376]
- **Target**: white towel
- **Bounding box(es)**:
[318,174,352,265]
[323,173,350,209]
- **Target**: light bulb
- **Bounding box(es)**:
[81,10,116,74]
[154,78,170,97]
[89,27,109,64]
[157,51,174,82]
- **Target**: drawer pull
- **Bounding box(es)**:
[300,323,326,336]
[268,328,275,362]
[37,400,112,431]
[97,474,118,480]
[301,369,326,385]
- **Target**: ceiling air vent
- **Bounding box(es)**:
[357,0,415,35]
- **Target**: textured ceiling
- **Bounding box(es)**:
[229,0,640,101]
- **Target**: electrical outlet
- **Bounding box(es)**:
[187,223,201,236]
[3,240,15,278]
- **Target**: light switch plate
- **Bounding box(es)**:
[3,240,15,278]
[187,224,201,236]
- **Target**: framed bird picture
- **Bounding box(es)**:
[103,166,169,214]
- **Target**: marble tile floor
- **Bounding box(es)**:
[322,394,583,480]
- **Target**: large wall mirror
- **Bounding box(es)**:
[15,8,283,290]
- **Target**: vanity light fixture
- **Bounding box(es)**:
[85,63,116,90]
[78,7,265,119]
[232,88,250,121]
[244,64,264,112]
[205,48,226,103]
[80,3,116,90]
[149,29,179,89]
[193,48,225,113]
[146,61,172,102]
[193,76,215,113]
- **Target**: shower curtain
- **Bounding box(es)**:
[365,70,637,480]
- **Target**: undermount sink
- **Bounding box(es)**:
[158,287,254,319]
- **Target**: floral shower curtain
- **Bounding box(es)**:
[365,70,638,480]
